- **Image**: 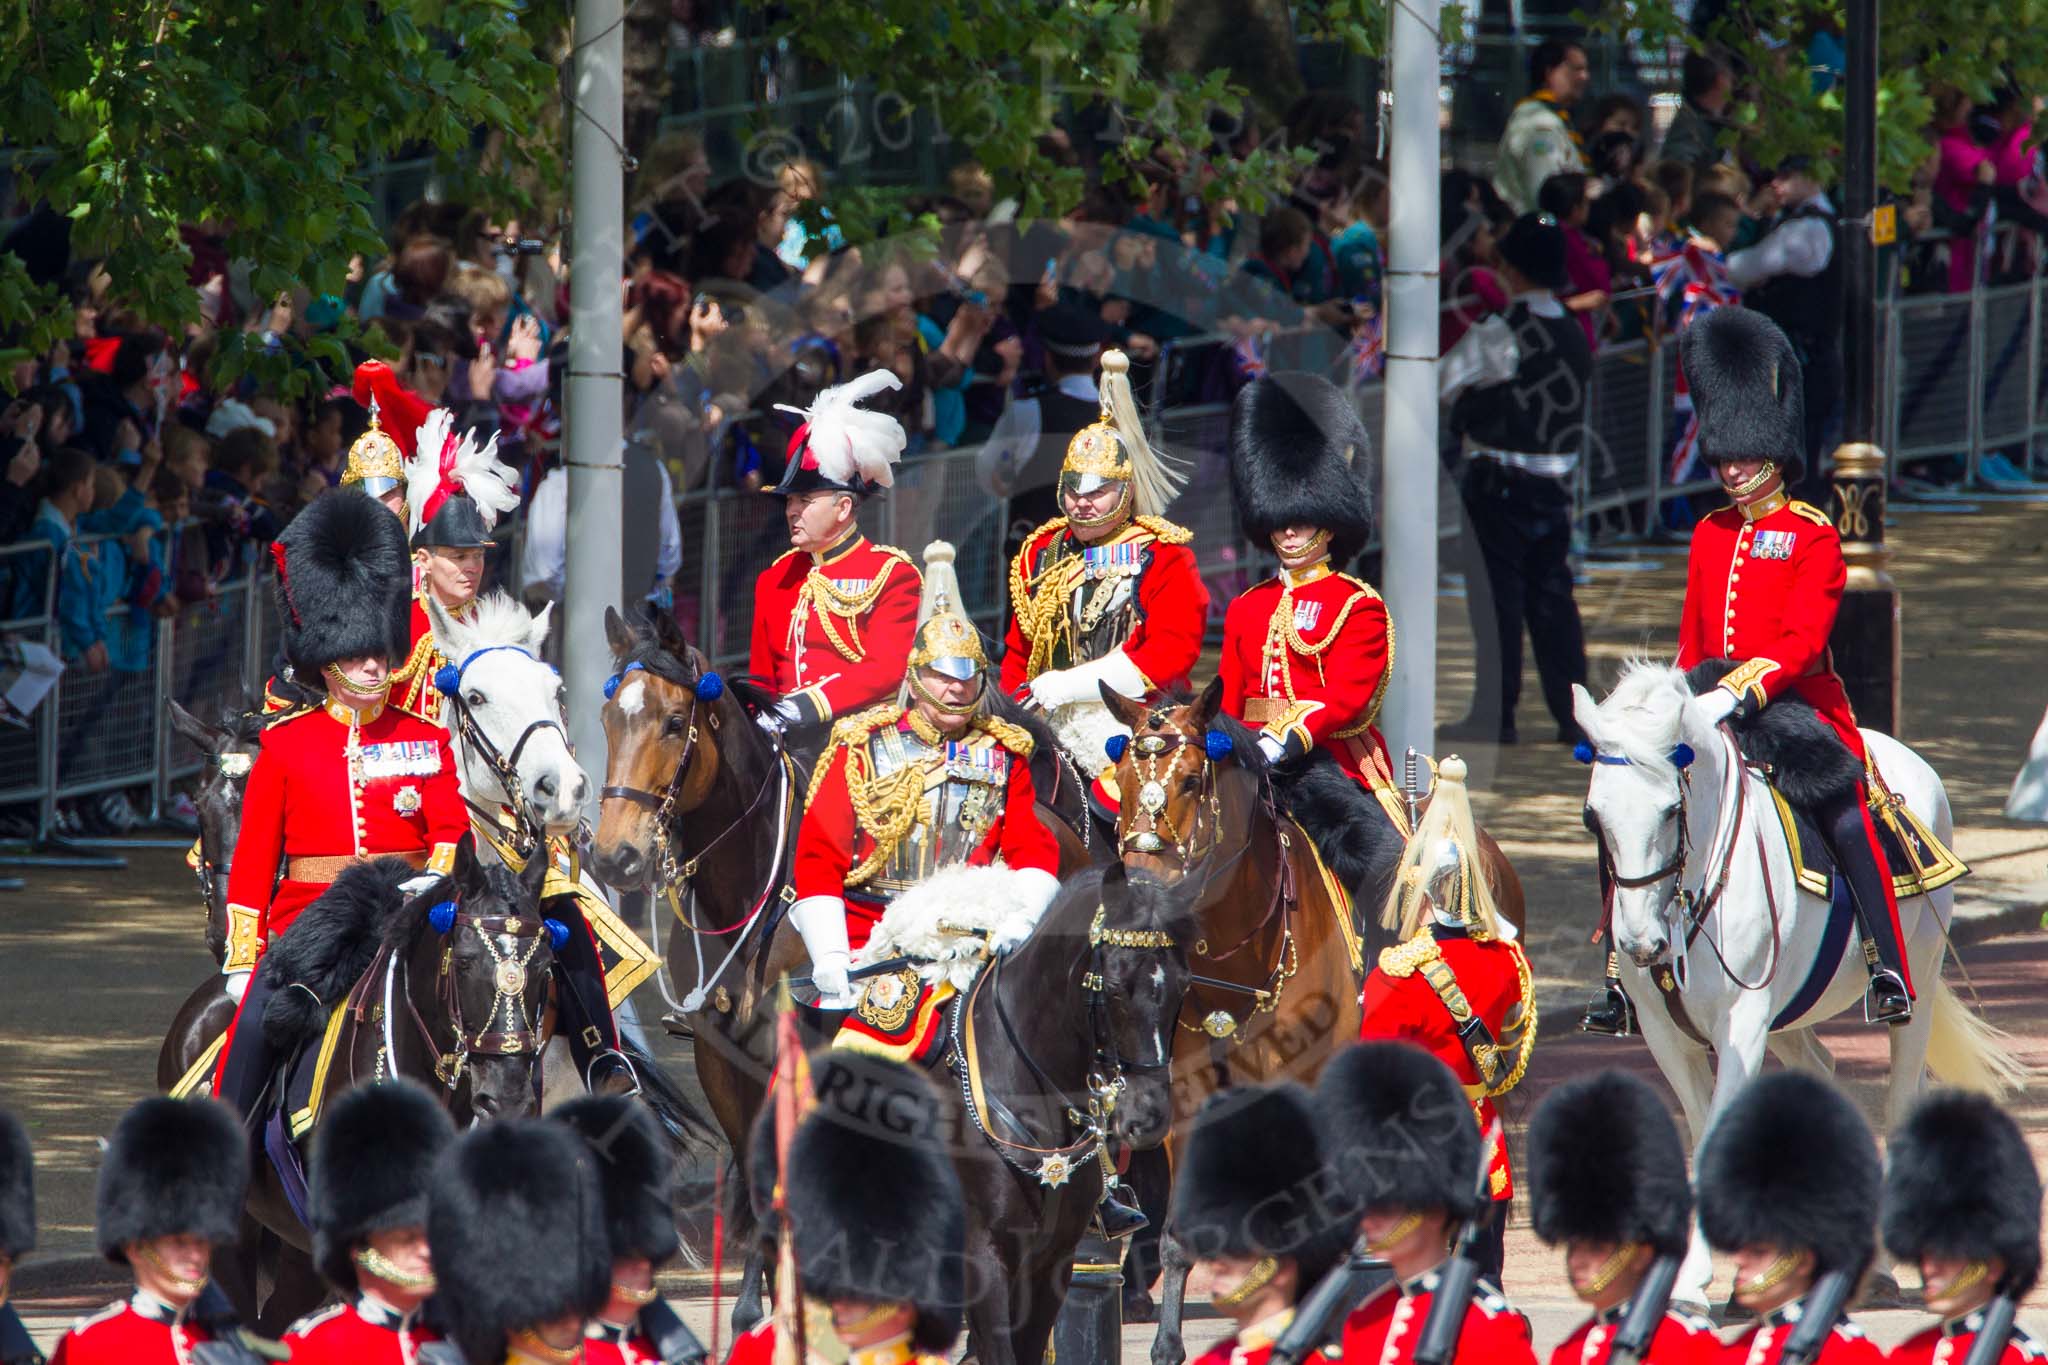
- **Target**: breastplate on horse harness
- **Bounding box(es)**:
[862,726,1012,896]
[1025,536,1145,675]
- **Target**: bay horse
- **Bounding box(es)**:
[1575,662,2028,1309]
[158,844,559,1331]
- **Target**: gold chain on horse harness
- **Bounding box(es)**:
[1121,730,1221,861]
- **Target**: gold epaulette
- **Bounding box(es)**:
[1788,500,1834,527]
[977,715,1035,759]
[1134,514,1193,545]
[807,704,903,806]
[1377,933,1442,979]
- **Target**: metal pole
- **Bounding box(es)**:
[1380,0,1442,762]
[1827,0,1898,735]
[565,0,626,805]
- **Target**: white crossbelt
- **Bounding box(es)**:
[1470,445,1578,479]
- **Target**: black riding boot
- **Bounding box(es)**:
[1097,1179,1149,1240]
[1816,788,1913,1025]
[1579,952,1640,1037]
[216,969,280,1123]
[550,910,631,1087]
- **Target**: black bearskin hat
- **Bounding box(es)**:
[95,1097,247,1262]
[308,1080,455,1293]
[270,490,412,677]
[428,1119,611,1365]
[1696,1072,1879,1277]
[1170,1082,1352,1288]
[1681,307,1806,475]
[1528,1071,1692,1258]
[1315,1042,1485,1221]
[1498,213,1570,291]
[1229,373,1376,568]
[0,1107,32,1261]
[552,1095,681,1267]
[746,1051,966,1354]
[1883,1091,2042,1297]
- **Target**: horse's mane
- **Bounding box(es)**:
[982,687,1066,790]
[223,707,266,745]
[380,858,528,954]
[1593,658,1694,783]
[1149,688,1270,777]
[459,590,544,651]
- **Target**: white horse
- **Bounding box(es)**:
[1573,662,2026,1308]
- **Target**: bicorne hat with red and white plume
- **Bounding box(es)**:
[765,369,907,498]
[402,407,522,550]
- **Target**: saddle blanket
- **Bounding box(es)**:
[1763,781,1967,903]
[834,967,956,1065]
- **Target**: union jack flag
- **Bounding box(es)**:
[1343,311,1385,384]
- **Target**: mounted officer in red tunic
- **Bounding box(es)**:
[1884,1092,2046,1365]
[1358,757,1534,1283]
[1,1109,39,1365]
[285,1080,454,1365]
[752,371,922,740]
[213,492,466,1119]
[1001,349,1206,808]
[790,542,1061,1008]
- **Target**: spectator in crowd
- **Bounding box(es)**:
[852,258,933,449]
[1659,51,1734,172]
[382,235,456,324]
[0,399,46,546]
[80,330,168,462]
[1537,172,1610,346]
[1585,94,1646,185]
[1647,161,1695,253]
[1588,180,1653,339]
[1494,38,1591,213]
[1440,171,1508,356]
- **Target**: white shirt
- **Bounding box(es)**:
[520,460,681,601]
[1726,192,1836,290]
[975,372,1099,496]
[1493,98,1587,215]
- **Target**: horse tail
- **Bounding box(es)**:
[1925,973,2034,1097]
[620,1030,720,1168]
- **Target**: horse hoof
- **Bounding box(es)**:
[1121,1291,1157,1324]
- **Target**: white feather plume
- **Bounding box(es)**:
[403,409,455,537]
[403,409,521,536]
[783,368,905,489]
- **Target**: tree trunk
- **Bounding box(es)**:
[1149,0,1301,123]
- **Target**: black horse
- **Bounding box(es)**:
[166,698,266,967]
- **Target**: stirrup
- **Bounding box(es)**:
[585,1048,642,1097]
[1094,1181,1149,1241]
[1863,970,1912,1026]
[1579,984,1638,1038]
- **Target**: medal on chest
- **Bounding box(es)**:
[360,740,444,779]
[1750,529,1796,560]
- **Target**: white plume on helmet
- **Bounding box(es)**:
[403,409,521,537]
[775,369,906,490]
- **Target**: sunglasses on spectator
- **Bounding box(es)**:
[414,352,447,369]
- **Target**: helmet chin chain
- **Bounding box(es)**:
[1066,481,1133,533]
[909,670,983,717]
[1730,460,1779,500]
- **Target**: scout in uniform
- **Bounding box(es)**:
[1696,1071,1885,1365]
[1527,1071,1718,1365]
[1,1109,39,1365]
[284,1080,456,1365]
[1883,1091,2046,1365]
[213,492,466,1119]
[1357,755,1534,1281]
[729,1051,966,1365]
[1317,1041,1536,1365]
[789,541,1061,1007]
[1173,1083,1351,1365]
[553,1096,704,1365]
[428,1118,612,1365]
[751,370,922,734]
[52,1097,265,1365]
[1001,349,1206,804]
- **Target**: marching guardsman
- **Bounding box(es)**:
[1317,1042,1536,1365]
[1883,1091,2045,1365]
[428,1118,612,1365]
[1001,349,1206,806]
[1,1109,39,1365]
[789,541,1061,1008]
[728,1051,966,1365]
[1358,756,1534,1282]
[284,1080,455,1364]
[1173,1083,1351,1365]
[553,1095,703,1365]
[1696,1071,1885,1365]
[751,371,923,734]
[1527,1072,1718,1365]
[1676,307,1915,1025]
[214,492,466,1119]
[52,1098,267,1365]
[1221,372,1393,789]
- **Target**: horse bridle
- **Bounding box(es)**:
[436,644,571,855]
[1117,727,1223,864]
[191,749,255,912]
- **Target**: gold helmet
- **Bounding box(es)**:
[905,542,987,711]
[340,400,406,499]
[1059,350,1188,530]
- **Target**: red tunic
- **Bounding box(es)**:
[1190,1307,1298,1365]
[1337,1272,1535,1365]
[749,534,921,726]
[1675,494,1863,758]
[51,1295,217,1365]
[1220,564,1392,786]
[1550,1304,1719,1365]
[583,1319,660,1365]
[1888,1316,2048,1365]
[793,712,1060,947]
[389,592,468,724]
[1000,516,1208,696]
[724,1322,946,1365]
[222,698,466,971]
[283,1298,440,1364]
[1360,929,1533,1202]
[1721,1311,1884,1365]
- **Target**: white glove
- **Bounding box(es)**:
[1030,650,1146,711]
[809,952,854,1003]
[754,709,785,736]
[224,970,250,1004]
[1027,668,1077,711]
[1693,689,1739,727]
[789,894,859,1008]
[1256,733,1288,764]
[774,697,804,725]
[398,872,443,899]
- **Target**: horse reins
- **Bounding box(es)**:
[437,644,570,857]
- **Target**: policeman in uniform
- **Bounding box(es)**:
[1883,1091,2045,1365]
[751,370,923,737]
[1316,1042,1536,1365]
[1220,371,1397,819]
[1172,1083,1351,1365]
[1358,756,1534,1282]
[1002,348,1206,805]
[1527,1071,1718,1365]
[214,492,466,1119]
[0,1109,39,1365]
[284,1080,456,1364]
[53,1097,265,1365]
[428,1118,612,1365]
[728,1051,965,1365]
[1696,1071,1885,1365]
[553,1095,702,1365]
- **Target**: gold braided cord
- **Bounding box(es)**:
[798,555,909,662]
[842,748,927,887]
[977,716,1036,758]
[1008,518,1067,645]
[805,705,900,807]
[1487,940,1538,1099]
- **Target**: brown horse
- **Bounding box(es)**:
[1100,679,1524,1364]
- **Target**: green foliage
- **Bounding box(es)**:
[0,0,555,392]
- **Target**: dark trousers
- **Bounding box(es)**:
[1477,1198,1508,1283]
[553,906,622,1075]
[217,966,279,1121]
[1815,783,1914,995]
[1458,461,1588,735]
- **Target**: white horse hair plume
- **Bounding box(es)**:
[404,409,521,537]
[774,368,905,489]
[855,864,1042,989]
